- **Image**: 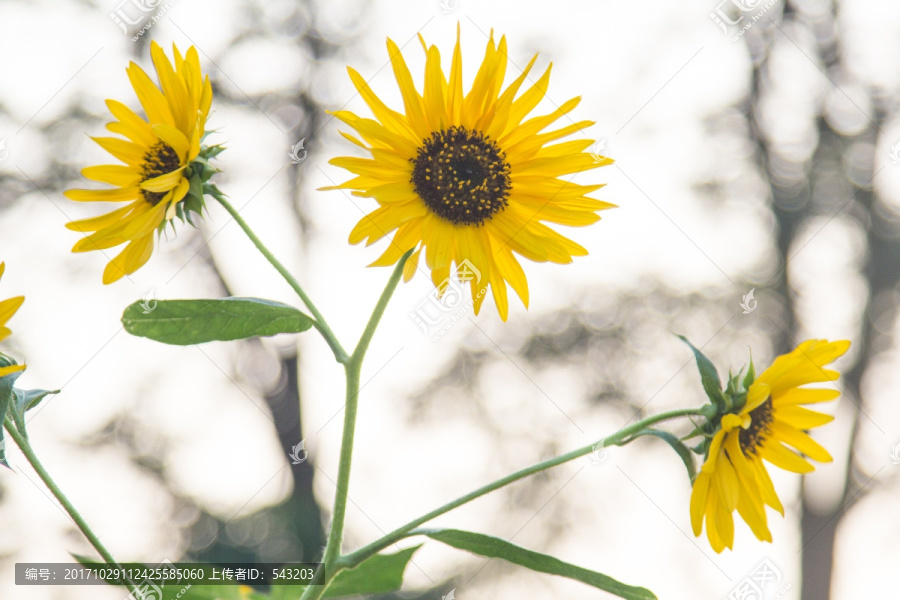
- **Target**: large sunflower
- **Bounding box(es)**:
[0,262,26,378]
[65,41,212,284]
[690,339,850,552]
[325,27,614,320]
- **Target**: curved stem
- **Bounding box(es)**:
[209,188,349,364]
[4,418,138,595]
[300,253,412,600]
[341,407,703,568]
[351,250,414,364]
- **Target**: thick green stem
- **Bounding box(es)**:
[209,189,349,364]
[341,407,703,567]
[300,253,412,600]
[4,418,138,595]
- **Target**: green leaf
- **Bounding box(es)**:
[423,529,656,600]
[270,546,423,599]
[324,546,420,598]
[677,335,726,411]
[627,429,697,482]
[123,298,314,346]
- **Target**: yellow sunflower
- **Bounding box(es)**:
[65,41,213,284]
[0,262,26,377]
[690,339,850,552]
[324,27,614,320]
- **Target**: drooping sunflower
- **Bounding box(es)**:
[690,339,850,552]
[65,41,213,284]
[0,262,26,377]
[324,27,614,320]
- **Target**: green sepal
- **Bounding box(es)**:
[0,367,24,467]
[13,388,59,423]
[677,335,728,412]
[742,353,756,390]
[627,429,697,482]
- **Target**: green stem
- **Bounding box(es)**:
[300,252,412,600]
[351,249,414,364]
[3,418,138,595]
[209,188,349,364]
[341,407,703,568]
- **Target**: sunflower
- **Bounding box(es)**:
[65,41,213,284]
[324,27,614,320]
[690,339,850,552]
[0,262,26,378]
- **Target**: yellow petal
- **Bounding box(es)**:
[775,405,835,429]
[81,165,141,187]
[140,167,186,193]
[64,186,140,203]
[769,422,832,462]
[0,364,26,378]
[386,37,430,139]
[91,137,147,167]
[151,123,191,160]
[690,471,711,536]
[759,442,815,474]
[126,61,175,127]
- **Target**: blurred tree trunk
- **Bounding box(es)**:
[747,2,892,598]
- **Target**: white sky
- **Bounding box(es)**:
[1,0,899,598]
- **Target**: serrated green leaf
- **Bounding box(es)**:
[423,529,656,600]
[677,335,727,411]
[122,298,314,346]
[628,429,697,482]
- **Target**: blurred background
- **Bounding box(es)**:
[1,0,899,598]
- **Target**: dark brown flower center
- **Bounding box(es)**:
[739,397,774,456]
[410,127,511,225]
[140,141,181,206]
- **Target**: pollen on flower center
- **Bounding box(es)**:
[410,127,511,225]
[140,141,181,205]
[739,397,775,455]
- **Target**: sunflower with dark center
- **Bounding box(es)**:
[690,339,850,553]
[64,41,213,284]
[324,27,614,320]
